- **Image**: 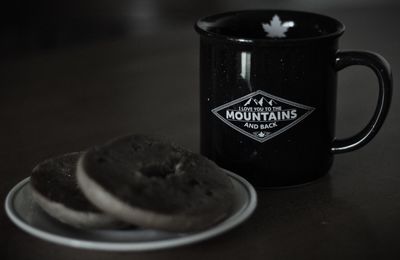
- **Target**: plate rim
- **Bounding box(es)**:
[5,171,257,251]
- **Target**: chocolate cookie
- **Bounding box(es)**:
[76,135,235,232]
[31,152,124,229]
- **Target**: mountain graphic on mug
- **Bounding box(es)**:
[211,90,315,143]
[244,97,277,107]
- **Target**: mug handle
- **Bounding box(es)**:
[332,50,392,154]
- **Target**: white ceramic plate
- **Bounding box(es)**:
[5,171,257,251]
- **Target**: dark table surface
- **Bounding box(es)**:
[1,1,399,259]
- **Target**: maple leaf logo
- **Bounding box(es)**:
[262,15,294,38]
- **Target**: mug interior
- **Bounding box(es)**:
[196,10,344,42]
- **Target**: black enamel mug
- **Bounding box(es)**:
[195,10,392,188]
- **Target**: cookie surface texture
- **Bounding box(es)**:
[77,135,234,232]
[31,152,123,229]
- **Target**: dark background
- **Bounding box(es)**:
[1,0,399,259]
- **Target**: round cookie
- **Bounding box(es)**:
[31,152,125,229]
[76,135,235,232]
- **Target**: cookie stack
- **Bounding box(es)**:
[30,135,235,232]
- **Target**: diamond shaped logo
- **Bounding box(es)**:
[211,90,315,143]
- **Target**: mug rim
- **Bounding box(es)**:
[195,9,345,45]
